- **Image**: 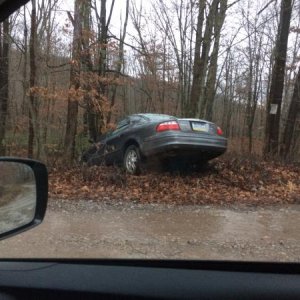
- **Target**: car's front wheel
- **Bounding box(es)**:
[123,145,141,175]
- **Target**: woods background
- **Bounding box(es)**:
[0,0,300,165]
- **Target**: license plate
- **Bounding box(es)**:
[192,122,209,132]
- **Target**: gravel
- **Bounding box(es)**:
[0,198,299,261]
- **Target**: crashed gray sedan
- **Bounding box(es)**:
[82,113,227,174]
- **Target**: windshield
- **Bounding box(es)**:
[0,0,299,262]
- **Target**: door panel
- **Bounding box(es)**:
[105,119,131,164]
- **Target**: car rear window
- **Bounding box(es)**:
[141,114,177,122]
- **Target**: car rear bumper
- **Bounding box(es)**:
[141,132,227,160]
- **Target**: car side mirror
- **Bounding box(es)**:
[0,158,48,240]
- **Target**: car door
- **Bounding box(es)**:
[104,118,131,164]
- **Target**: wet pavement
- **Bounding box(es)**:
[0,199,299,261]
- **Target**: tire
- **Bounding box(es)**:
[123,145,141,175]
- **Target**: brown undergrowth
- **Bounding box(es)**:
[48,155,300,206]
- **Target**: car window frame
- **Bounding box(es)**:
[115,118,130,130]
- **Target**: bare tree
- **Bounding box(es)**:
[64,0,82,161]
[280,66,300,158]
[189,0,231,119]
[107,0,129,124]
[81,0,97,141]
[203,0,228,120]
[264,0,292,157]
[242,3,267,153]
[0,18,9,155]
[189,0,216,118]
[28,0,38,158]
[133,0,195,116]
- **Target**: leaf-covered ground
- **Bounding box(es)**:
[49,156,300,206]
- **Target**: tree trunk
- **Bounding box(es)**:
[0,19,9,155]
[99,0,107,78]
[91,0,115,135]
[204,0,227,121]
[81,0,98,141]
[107,0,129,124]
[28,0,38,158]
[264,0,292,157]
[280,67,300,159]
[189,0,205,117]
[64,0,82,161]
[22,7,28,115]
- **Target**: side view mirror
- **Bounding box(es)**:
[0,158,48,240]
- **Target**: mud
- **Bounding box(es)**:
[0,199,299,261]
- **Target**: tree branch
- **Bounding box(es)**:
[108,32,144,55]
[47,61,70,69]
[67,11,74,26]
[258,0,276,15]
[106,0,115,29]
[227,0,242,10]
[106,69,130,77]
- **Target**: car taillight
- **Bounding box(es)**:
[217,126,223,136]
[156,121,181,132]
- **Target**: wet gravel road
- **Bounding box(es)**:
[0,199,299,261]
[0,185,36,235]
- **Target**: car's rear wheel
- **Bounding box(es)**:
[123,145,141,175]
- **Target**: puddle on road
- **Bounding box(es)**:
[0,202,299,260]
[45,205,300,242]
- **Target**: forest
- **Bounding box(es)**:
[0,0,299,166]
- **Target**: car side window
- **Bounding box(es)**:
[111,118,130,136]
[116,118,130,130]
[129,116,142,124]
[130,115,149,124]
